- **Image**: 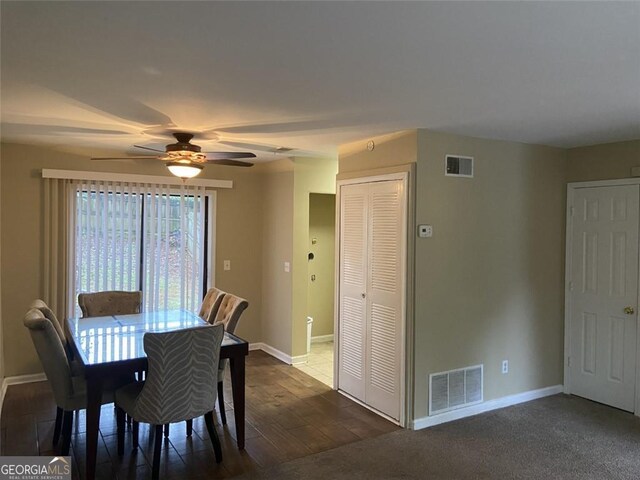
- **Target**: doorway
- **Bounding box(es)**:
[295,193,336,387]
[565,182,639,413]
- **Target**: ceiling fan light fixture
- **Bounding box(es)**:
[165,150,207,162]
[166,161,204,179]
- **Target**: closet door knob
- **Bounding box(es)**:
[624,306,635,315]
[361,293,366,299]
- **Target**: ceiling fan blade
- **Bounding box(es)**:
[204,151,257,159]
[216,140,277,152]
[91,156,158,160]
[134,144,165,153]
[207,159,254,167]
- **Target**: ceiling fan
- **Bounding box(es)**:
[92,132,256,179]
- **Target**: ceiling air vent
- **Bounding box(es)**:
[429,364,483,416]
[445,154,474,178]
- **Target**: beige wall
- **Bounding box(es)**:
[567,139,640,182]
[260,166,294,355]
[291,158,337,357]
[338,130,418,174]
[0,155,3,381]
[0,142,264,376]
[307,193,336,338]
[413,130,567,419]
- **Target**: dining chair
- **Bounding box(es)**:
[23,308,132,455]
[115,324,224,480]
[209,293,249,425]
[29,299,83,447]
[198,287,225,323]
[78,290,142,317]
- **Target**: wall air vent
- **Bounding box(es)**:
[429,364,483,416]
[445,154,474,178]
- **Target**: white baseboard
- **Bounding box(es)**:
[412,384,563,430]
[249,342,308,365]
[311,334,334,344]
[4,373,47,386]
[0,378,6,421]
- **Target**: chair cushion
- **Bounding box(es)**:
[115,381,145,417]
[67,374,135,411]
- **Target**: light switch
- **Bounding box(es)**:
[223,260,231,271]
[418,225,433,238]
[284,261,290,273]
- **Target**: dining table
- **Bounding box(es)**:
[66,309,249,480]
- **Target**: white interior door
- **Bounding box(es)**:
[338,178,406,421]
[338,183,368,400]
[569,185,639,412]
[365,180,405,420]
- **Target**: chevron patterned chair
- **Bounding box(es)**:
[115,324,225,479]
[77,290,142,317]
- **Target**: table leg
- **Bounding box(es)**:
[85,374,103,480]
[229,355,246,449]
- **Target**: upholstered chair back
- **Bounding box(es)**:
[198,287,225,323]
[29,299,66,345]
[78,290,142,317]
[23,308,75,409]
[211,294,248,334]
[132,324,224,425]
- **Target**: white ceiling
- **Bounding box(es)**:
[1,1,639,160]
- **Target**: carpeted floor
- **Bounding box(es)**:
[237,394,640,479]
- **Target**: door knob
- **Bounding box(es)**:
[361,293,366,299]
[624,306,635,315]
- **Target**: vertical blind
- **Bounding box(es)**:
[71,180,209,315]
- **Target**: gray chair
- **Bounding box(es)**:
[115,324,224,480]
[29,299,83,446]
[198,287,225,323]
[209,293,248,425]
[23,308,132,455]
[78,290,142,317]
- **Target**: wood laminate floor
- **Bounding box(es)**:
[0,351,398,479]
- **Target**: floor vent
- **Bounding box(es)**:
[429,364,483,416]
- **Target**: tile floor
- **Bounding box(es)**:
[294,341,333,387]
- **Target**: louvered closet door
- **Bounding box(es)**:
[365,180,404,420]
[338,179,405,421]
[338,183,369,400]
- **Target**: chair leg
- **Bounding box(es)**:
[186,419,193,437]
[132,421,139,451]
[204,411,222,464]
[61,410,73,456]
[116,407,125,456]
[53,407,63,446]
[217,381,227,425]
[163,423,170,438]
[152,425,163,480]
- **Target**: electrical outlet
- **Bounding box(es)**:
[223,260,231,271]
[501,360,509,374]
[284,261,290,273]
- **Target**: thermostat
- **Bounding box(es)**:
[418,225,433,238]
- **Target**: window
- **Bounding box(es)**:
[70,181,213,315]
